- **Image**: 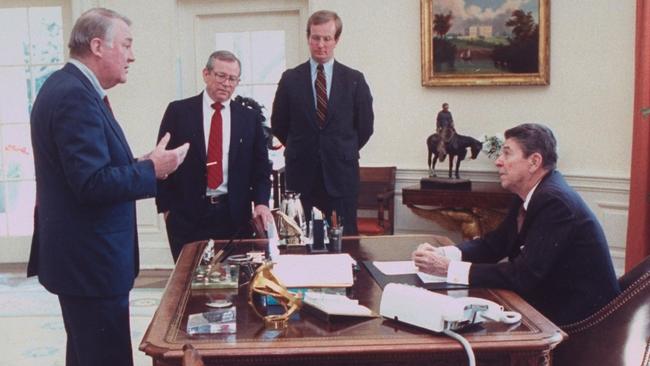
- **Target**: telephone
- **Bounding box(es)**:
[379,283,521,332]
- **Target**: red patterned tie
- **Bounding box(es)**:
[315,64,327,128]
[206,102,223,189]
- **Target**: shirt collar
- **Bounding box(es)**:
[68,58,107,99]
[310,58,334,75]
[202,90,231,111]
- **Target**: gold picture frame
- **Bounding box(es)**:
[421,0,550,87]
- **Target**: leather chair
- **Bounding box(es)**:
[553,256,650,366]
[357,167,396,235]
[182,344,205,366]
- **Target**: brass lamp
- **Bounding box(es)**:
[247,261,302,329]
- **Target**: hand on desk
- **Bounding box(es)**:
[412,242,450,277]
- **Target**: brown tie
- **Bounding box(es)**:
[315,64,327,128]
[206,102,223,189]
[517,205,526,233]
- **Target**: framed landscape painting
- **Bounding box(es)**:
[421,0,549,86]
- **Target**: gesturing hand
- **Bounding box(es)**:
[149,133,189,179]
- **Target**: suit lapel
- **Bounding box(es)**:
[325,61,344,127]
[64,64,134,160]
[299,62,320,131]
[193,93,207,164]
[228,101,243,168]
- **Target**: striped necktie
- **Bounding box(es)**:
[315,63,327,128]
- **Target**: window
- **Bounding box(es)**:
[215,31,287,169]
[0,5,64,236]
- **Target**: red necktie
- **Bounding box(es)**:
[517,205,526,233]
[206,102,223,189]
[103,95,113,115]
[315,64,327,128]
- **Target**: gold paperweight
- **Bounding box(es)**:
[247,261,302,329]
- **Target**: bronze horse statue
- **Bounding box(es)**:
[427,133,483,179]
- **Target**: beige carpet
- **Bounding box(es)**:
[0,273,163,366]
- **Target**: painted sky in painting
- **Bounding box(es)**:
[432,0,539,36]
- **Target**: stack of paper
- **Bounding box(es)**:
[272,254,355,288]
[303,291,376,318]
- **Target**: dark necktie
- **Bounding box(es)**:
[315,64,327,128]
[206,102,223,189]
[103,95,113,115]
[517,205,526,233]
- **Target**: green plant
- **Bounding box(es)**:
[481,133,504,160]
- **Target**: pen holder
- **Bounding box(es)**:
[328,226,344,253]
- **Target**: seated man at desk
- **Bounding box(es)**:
[412,123,620,325]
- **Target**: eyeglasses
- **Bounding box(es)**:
[212,71,240,84]
[309,35,335,44]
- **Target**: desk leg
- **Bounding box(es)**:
[406,205,506,240]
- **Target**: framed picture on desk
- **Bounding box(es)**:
[420,0,550,86]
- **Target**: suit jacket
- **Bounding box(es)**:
[155,93,271,230]
[271,60,374,198]
[458,170,621,325]
[28,63,157,297]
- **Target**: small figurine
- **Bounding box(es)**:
[426,103,482,179]
[435,103,455,162]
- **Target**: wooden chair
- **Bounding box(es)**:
[182,344,205,366]
[357,167,396,235]
[553,255,650,366]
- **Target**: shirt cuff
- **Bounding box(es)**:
[440,245,462,261]
[446,260,471,285]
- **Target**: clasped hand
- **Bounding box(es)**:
[144,133,189,179]
[411,242,450,277]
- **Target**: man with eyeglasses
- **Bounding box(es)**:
[272,10,374,235]
[156,50,272,262]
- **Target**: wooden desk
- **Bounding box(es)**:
[140,235,564,366]
[402,182,515,239]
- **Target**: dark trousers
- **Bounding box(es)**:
[165,197,235,262]
[300,164,358,235]
[58,293,132,366]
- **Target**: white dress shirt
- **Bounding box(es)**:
[443,181,541,284]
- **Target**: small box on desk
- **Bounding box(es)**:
[420,177,471,191]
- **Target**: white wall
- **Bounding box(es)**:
[3,0,635,273]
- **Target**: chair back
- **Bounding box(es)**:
[357,167,396,235]
[553,256,650,366]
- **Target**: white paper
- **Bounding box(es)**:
[304,292,374,317]
[272,254,355,288]
[373,260,418,275]
[373,260,447,283]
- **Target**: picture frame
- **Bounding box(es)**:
[420,0,550,87]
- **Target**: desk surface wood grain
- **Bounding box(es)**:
[140,235,564,366]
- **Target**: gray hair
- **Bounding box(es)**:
[307,10,343,40]
[504,123,558,170]
[205,50,241,75]
[68,8,131,57]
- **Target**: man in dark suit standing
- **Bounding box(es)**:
[413,123,620,325]
[271,10,374,235]
[28,8,188,366]
[156,50,272,262]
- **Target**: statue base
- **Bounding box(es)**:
[420,177,471,191]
